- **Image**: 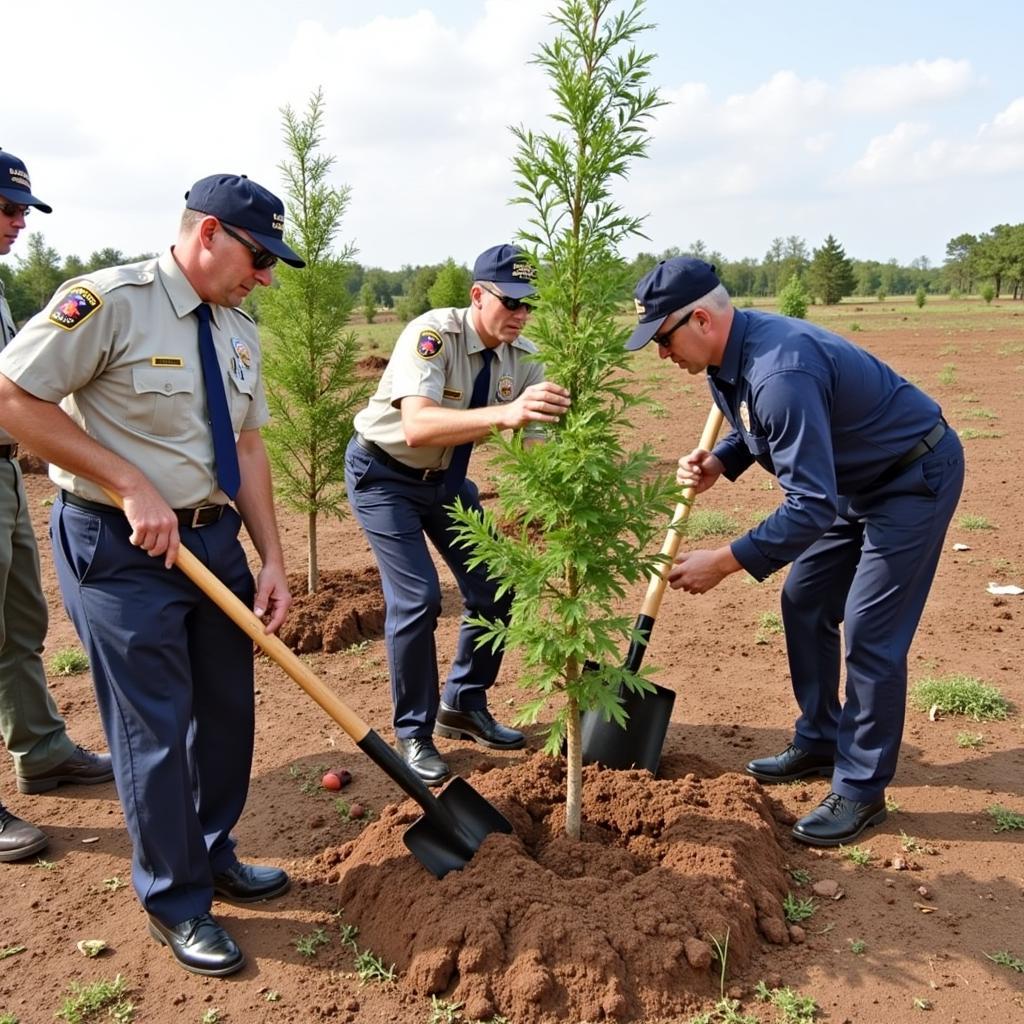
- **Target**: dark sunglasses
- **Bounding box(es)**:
[1,201,30,218]
[653,309,694,348]
[220,222,278,270]
[481,283,534,313]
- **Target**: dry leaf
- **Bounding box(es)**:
[81,836,100,844]
[913,902,937,914]
[928,704,940,722]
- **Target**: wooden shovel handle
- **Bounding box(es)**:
[103,490,371,743]
[638,403,726,619]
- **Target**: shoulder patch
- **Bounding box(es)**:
[49,286,103,331]
[416,329,444,360]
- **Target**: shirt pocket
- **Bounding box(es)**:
[128,367,196,438]
[227,371,255,429]
[743,430,770,457]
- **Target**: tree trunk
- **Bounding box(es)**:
[565,695,582,840]
[307,511,319,594]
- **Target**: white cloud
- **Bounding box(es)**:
[980,96,1024,138]
[840,58,976,113]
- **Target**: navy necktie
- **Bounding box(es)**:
[194,303,241,499]
[444,347,495,496]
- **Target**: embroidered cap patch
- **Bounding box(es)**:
[416,329,443,359]
[49,286,102,331]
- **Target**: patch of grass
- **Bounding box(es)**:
[287,762,328,795]
[32,857,56,871]
[959,428,1004,440]
[688,1000,758,1024]
[910,675,1009,721]
[956,731,985,749]
[354,948,397,985]
[55,975,134,1024]
[885,795,902,813]
[754,981,818,1023]
[681,509,739,540]
[937,363,957,385]
[840,844,873,866]
[754,611,784,644]
[849,938,867,954]
[0,1013,18,1024]
[960,407,998,420]
[339,922,360,951]
[49,647,90,676]
[957,513,994,530]
[102,876,127,892]
[987,804,1024,832]
[899,831,936,855]
[985,949,1024,973]
[293,926,330,958]
[264,990,280,1002]
[787,867,811,885]
[428,996,465,1024]
[708,929,732,998]
[849,321,862,331]
[200,1011,221,1024]
[782,892,816,923]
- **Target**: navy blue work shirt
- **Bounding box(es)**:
[707,309,942,581]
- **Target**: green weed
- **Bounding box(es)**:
[937,364,957,385]
[264,991,281,1003]
[688,999,758,1024]
[985,949,1024,973]
[428,996,464,1023]
[339,922,360,951]
[956,731,985,749]
[754,611,784,644]
[910,675,1009,720]
[0,946,25,960]
[354,948,396,984]
[200,1011,221,1024]
[102,876,127,892]
[754,981,818,1023]
[885,795,902,813]
[287,763,328,795]
[55,975,134,1024]
[0,1013,18,1024]
[849,938,866,954]
[957,513,994,530]
[787,867,811,885]
[49,647,90,676]
[840,844,873,866]
[987,804,1024,832]
[681,509,739,540]
[899,831,936,855]
[708,929,731,998]
[959,428,1004,440]
[32,857,56,871]
[782,892,816,923]
[293,927,330,958]
[960,407,998,420]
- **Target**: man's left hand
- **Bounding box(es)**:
[668,546,741,594]
[253,564,292,634]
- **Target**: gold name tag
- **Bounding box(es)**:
[443,388,463,400]
[151,356,184,367]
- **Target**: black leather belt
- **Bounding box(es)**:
[60,490,227,528]
[870,420,947,489]
[0,443,18,459]
[354,433,445,483]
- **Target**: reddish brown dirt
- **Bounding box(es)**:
[2,299,1023,1024]
[279,568,386,653]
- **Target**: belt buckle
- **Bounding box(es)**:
[190,505,219,528]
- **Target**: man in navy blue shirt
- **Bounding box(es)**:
[626,257,964,846]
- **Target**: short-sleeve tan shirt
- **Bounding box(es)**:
[353,306,544,470]
[0,249,268,506]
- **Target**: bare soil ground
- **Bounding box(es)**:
[2,299,1022,1024]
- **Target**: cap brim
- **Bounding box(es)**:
[624,318,663,351]
[494,281,537,300]
[0,187,51,214]
[249,230,305,269]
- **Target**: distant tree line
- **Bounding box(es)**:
[4,221,1022,327]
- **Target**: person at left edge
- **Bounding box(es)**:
[0,148,112,865]
[0,173,302,976]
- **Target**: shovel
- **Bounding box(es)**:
[580,403,726,773]
[103,490,512,878]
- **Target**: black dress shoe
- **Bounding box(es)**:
[17,745,114,794]
[395,737,451,787]
[745,743,833,783]
[148,912,245,976]
[792,792,887,847]
[435,703,525,750]
[0,803,48,862]
[213,862,290,903]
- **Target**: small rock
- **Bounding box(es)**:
[788,925,806,944]
[812,879,843,899]
[684,937,713,970]
[891,856,909,871]
[884,878,897,888]
[172,994,187,1006]
[344,998,360,1012]
[917,885,933,900]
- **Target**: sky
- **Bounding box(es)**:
[6,0,1023,271]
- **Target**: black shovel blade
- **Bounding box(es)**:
[403,776,513,879]
[580,682,676,773]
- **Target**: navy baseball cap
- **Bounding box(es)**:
[625,257,720,350]
[0,150,52,213]
[185,173,305,268]
[473,244,537,299]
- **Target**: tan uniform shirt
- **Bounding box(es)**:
[0,282,18,446]
[353,306,545,470]
[0,250,268,507]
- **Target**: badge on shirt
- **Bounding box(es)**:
[739,400,751,432]
[49,286,102,331]
[151,356,184,367]
[497,374,515,402]
[416,329,443,359]
[231,338,252,368]
[443,387,463,400]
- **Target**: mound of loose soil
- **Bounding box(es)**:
[279,567,386,652]
[314,753,793,1023]
[357,354,390,373]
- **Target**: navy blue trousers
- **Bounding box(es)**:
[780,430,964,801]
[50,497,255,926]
[344,437,512,739]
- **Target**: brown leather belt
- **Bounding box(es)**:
[354,433,445,483]
[60,490,227,528]
[0,443,18,460]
